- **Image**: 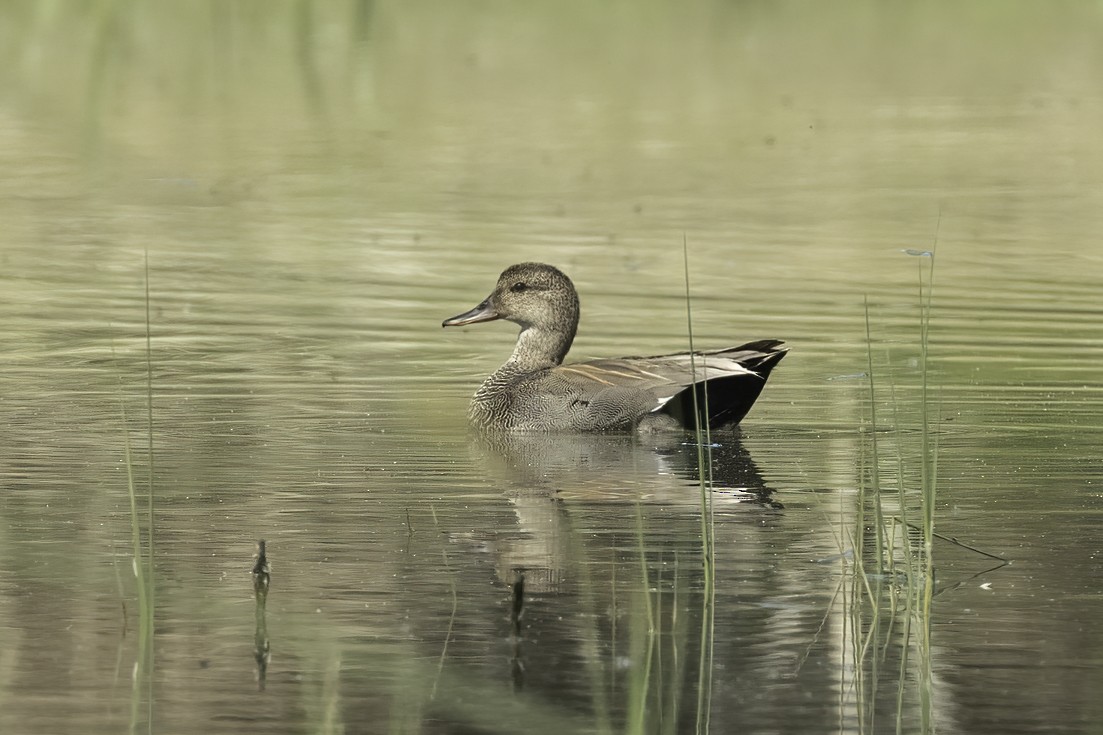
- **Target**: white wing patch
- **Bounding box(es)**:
[652,395,676,412]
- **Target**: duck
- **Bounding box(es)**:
[442,262,787,432]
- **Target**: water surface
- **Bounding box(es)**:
[1,3,1102,733]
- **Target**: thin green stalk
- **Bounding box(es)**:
[682,240,712,569]
[895,605,912,735]
[112,333,152,735]
[683,239,714,735]
[428,504,457,703]
[864,240,942,734]
[917,248,937,735]
[654,554,664,726]
[863,296,885,576]
[143,250,155,727]
[794,576,843,677]
[905,235,938,734]
[430,552,457,703]
[630,501,656,734]
[859,297,891,734]
[866,575,885,734]
[887,376,916,592]
[635,502,655,634]
[918,256,933,556]
[118,365,151,735]
[839,518,850,735]
[111,544,127,634]
[665,554,682,735]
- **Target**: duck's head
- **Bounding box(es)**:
[443,263,580,367]
[443,262,579,333]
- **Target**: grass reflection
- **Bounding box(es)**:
[850,250,941,733]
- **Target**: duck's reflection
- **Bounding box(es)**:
[474,428,776,503]
[456,430,785,707]
[471,429,779,593]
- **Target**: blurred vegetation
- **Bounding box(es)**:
[2,0,1103,168]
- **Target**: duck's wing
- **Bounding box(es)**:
[649,340,787,428]
[544,358,682,429]
[551,340,788,429]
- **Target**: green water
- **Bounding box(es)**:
[1,2,1101,733]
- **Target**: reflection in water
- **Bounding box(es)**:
[443,429,794,733]
[252,539,271,595]
[473,429,776,502]
[508,570,525,693]
[252,540,271,693]
[471,429,778,597]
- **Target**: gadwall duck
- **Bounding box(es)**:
[443,263,787,432]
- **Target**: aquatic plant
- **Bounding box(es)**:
[115,252,156,734]
[850,245,942,733]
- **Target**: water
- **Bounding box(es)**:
[1,3,1102,733]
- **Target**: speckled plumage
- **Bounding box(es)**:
[443,263,787,432]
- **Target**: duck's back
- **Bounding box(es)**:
[471,340,787,432]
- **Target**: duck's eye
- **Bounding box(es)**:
[510,282,529,293]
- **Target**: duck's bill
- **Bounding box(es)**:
[442,299,500,327]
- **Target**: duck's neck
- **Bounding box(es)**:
[473,326,573,413]
[503,324,575,372]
